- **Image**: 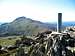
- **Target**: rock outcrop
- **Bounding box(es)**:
[28,31,75,56]
[0,29,75,56]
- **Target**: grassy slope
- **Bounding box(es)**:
[0,36,34,56]
[0,36,21,46]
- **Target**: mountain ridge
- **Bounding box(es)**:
[0,16,56,36]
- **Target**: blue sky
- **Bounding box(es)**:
[0,0,75,22]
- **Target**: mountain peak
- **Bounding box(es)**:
[13,16,33,23]
[15,16,26,20]
[0,16,56,36]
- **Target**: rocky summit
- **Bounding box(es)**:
[27,29,75,56]
[0,28,75,56]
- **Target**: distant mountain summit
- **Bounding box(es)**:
[0,16,56,36]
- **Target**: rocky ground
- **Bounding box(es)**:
[0,28,75,56]
[27,28,75,56]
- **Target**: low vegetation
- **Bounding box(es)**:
[0,36,21,46]
[0,35,36,56]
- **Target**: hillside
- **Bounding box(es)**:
[0,16,56,36]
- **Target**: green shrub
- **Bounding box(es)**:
[8,38,12,40]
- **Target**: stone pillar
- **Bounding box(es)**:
[57,13,62,33]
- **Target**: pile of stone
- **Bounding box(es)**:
[0,30,75,56]
[27,30,75,56]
